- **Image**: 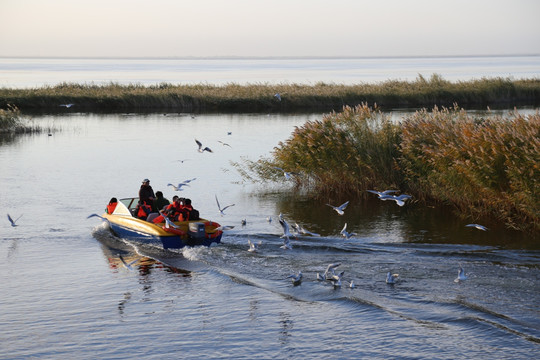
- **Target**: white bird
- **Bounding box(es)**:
[279,213,295,240]
[340,223,356,239]
[215,225,235,231]
[465,224,488,231]
[248,239,262,252]
[273,167,297,180]
[218,140,232,147]
[162,214,180,229]
[287,271,302,286]
[119,255,138,270]
[267,216,272,223]
[294,223,320,237]
[379,194,412,207]
[386,272,399,284]
[215,195,235,216]
[280,236,293,250]
[195,139,213,153]
[168,183,189,191]
[349,280,356,289]
[59,103,74,108]
[316,272,326,281]
[323,263,341,279]
[329,271,344,288]
[367,189,399,198]
[7,214,23,227]
[454,267,468,282]
[326,201,349,215]
[274,93,282,101]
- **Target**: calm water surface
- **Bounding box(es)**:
[1,113,539,359]
[1,55,539,88]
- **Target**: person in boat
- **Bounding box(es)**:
[135,200,153,220]
[106,197,118,214]
[152,196,180,223]
[153,191,170,212]
[139,179,155,206]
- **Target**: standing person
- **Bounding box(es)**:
[153,191,170,212]
[139,179,155,205]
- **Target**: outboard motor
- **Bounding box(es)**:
[187,222,206,245]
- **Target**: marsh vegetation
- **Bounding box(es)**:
[234,104,539,234]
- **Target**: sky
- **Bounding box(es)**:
[1,0,539,58]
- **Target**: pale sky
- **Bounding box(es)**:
[1,0,539,58]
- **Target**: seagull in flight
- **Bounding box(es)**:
[274,93,282,101]
[367,189,399,198]
[294,223,320,237]
[273,167,297,181]
[340,223,356,239]
[215,195,235,216]
[215,225,235,231]
[279,213,295,240]
[280,236,292,250]
[329,271,344,288]
[287,271,302,286]
[248,239,262,252]
[167,181,191,191]
[465,224,488,231]
[386,272,399,284]
[218,140,232,148]
[379,194,412,207]
[195,139,213,153]
[175,159,191,164]
[326,201,349,215]
[59,103,74,108]
[454,267,468,282]
[323,263,341,279]
[7,214,23,227]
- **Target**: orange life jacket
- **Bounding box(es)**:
[136,203,152,219]
[106,202,117,214]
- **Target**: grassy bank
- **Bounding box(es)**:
[1,76,539,112]
[234,104,539,234]
[0,105,41,134]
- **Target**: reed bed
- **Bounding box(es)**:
[234,104,539,234]
[1,76,539,112]
[0,105,41,134]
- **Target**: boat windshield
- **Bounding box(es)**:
[111,197,139,216]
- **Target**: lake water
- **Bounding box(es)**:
[1,112,539,359]
[1,55,539,88]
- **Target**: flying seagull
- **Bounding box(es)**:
[367,189,399,198]
[326,201,349,215]
[273,167,297,180]
[218,140,232,148]
[195,139,213,153]
[274,93,282,101]
[215,195,235,216]
[287,271,302,286]
[379,194,412,207]
[279,213,295,240]
[386,272,399,284]
[294,223,320,237]
[454,267,468,282]
[59,103,74,108]
[248,239,262,253]
[323,263,341,279]
[465,224,488,231]
[340,223,356,239]
[7,214,23,227]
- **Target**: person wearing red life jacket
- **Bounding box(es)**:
[135,200,152,220]
[106,197,118,214]
[152,196,180,223]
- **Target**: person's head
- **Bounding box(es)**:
[184,198,192,206]
[156,191,163,198]
[142,178,150,185]
[109,197,117,204]
[172,195,179,202]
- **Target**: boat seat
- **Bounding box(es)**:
[146,212,160,223]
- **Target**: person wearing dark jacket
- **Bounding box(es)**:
[139,179,155,205]
[153,191,170,212]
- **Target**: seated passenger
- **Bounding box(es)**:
[152,196,181,224]
[106,197,118,214]
[135,200,152,220]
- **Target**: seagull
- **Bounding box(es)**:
[349,280,356,289]
[279,213,295,240]
[218,140,232,147]
[175,159,191,164]
[367,189,399,198]
[195,139,213,153]
[465,224,488,231]
[379,194,412,207]
[273,167,297,180]
[241,219,247,226]
[7,214,23,227]
[454,267,468,282]
[274,93,282,101]
[215,225,235,231]
[267,216,272,223]
[316,272,326,281]
[386,272,399,284]
[59,103,74,108]
[329,271,344,288]
[323,263,341,279]
[340,223,356,239]
[326,201,349,215]
[162,213,180,229]
[280,236,293,250]
[248,239,262,252]
[287,271,302,286]
[215,195,235,216]
[168,183,190,191]
[119,255,138,270]
[294,223,320,237]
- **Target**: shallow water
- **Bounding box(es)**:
[1,113,539,359]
